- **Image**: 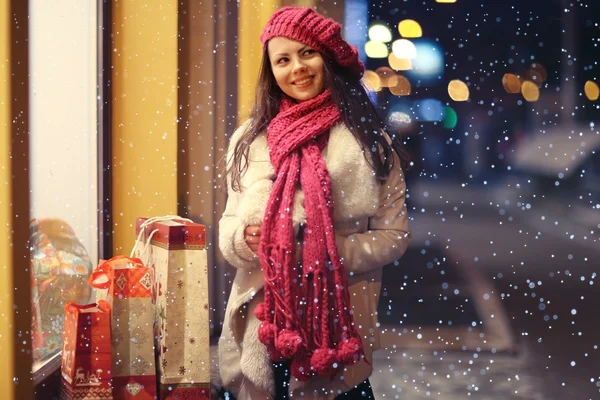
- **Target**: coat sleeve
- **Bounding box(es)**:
[218,121,262,270]
[335,151,410,275]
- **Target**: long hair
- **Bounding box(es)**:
[226,47,411,192]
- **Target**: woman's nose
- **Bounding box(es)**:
[292,58,307,74]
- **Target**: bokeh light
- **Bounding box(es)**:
[376,67,396,87]
[388,53,412,71]
[398,20,422,38]
[362,70,382,92]
[521,81,540,102]
[436,0,457,3]
[442,106,458,129]
[407,40,444,80]
[387,111,412,129]
[392,39,417,59]
[447,79,469,101]
[529,63,547,84]
[417,99,445,122]
[584,80,599,101]
[365,41,389,58]
[368,24,393,43]
[502,73,522,94]
[389,75,412,96]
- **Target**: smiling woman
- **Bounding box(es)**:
[218,5,411,400]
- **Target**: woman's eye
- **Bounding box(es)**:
[277,57,288,64]
[304,49,315,56]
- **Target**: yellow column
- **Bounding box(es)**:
[112,0,178,253]
[0,0,15,395]
[237,0,283,120]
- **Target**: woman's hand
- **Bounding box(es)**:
[244,225,262,254]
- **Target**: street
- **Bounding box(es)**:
[370,176,600,399]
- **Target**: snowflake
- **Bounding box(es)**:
[179,366,186,375]
[189,337,196,345]
[177,280,184,289]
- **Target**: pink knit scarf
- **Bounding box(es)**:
[255,90,364,381]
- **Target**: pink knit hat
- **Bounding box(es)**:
[260,6,364,78]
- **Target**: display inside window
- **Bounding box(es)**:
[29,219,95,373]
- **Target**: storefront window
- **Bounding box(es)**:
[28,0,99,377]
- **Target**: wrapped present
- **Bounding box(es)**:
[60,301,113,400]
[90,256,157,399]
[29,218,95,369]
[134,217,210,399]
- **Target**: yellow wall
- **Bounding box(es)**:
[0,0,15,397]
[112,0,178,253]
[237,0,283,120]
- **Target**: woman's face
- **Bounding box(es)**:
[267,37,325,103]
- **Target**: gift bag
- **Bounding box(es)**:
[60,301,113,400]
[134,216,210,399]
[90,256,157,399]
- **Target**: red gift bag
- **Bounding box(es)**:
[90,256,157,400]
[60,300,113,400]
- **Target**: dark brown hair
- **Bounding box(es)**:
[226,47,410,192]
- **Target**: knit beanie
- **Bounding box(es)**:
[260,6,364,78]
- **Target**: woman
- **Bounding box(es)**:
[218,6,410,399]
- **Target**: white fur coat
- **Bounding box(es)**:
[218,121,410,399]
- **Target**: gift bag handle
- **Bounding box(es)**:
[89,256,146,289]
[130,215,194,259]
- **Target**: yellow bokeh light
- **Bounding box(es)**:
[376,67,396,88]
[368,24,392,43]
[436,0,457,3]
[388,53,412,71]
[447,79,469,101]
[392,39,417,59]
[584,81,599,101]
[365,41,389,58]
[362,70,382,92]
[521,81,540,102]
[398,19,422,38]
[502,73,522,94]
[389,75,411,96]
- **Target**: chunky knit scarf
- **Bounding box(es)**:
[254,90,364,381]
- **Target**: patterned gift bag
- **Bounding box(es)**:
[90,256,157,399]
[134,216,210,400]
[60,301,113,400]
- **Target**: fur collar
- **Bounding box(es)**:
[230,122,381,227]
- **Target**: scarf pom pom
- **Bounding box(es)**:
[290,356,313,382]
[310,347,338,377]
[258,322,277,347]
[275,329,303,358]
[254,302,268,321]
[337,337,363,365]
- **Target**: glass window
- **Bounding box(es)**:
[28,0,99,377]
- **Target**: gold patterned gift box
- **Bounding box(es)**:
[135,217,210,400]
